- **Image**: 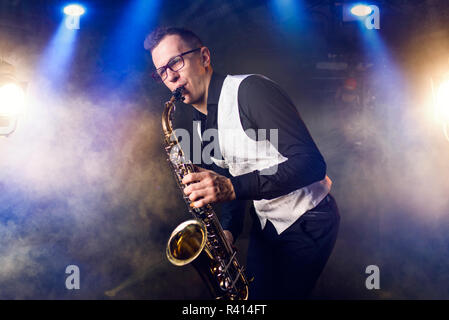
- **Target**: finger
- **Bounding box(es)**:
[183,179,211,195]
[181,173,198,184]
[186,184,219,201]
[182,172,207,185]
[191,195,214,208]
[188,189,208,202]
[223,230,234,245]
[193,164,208,172]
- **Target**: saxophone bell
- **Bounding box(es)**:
[166,219,207,266]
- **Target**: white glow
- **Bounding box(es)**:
[435,79,449,123]
[63,4,85,17]
[350,4,373,17]
[0,83,26,117]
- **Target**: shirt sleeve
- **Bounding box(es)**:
[229,75,327,200]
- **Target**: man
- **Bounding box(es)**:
[145,27,340,300]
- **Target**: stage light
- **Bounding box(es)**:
[431,75,449,142]
[350,4,373,17]
[0,61,27,137]
[435,79,449,123]
[0,83,25,117]
[63,4,85,17]
[342,3,380,29]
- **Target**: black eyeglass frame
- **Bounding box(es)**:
[152,47,202,82]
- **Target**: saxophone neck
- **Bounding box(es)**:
[162,101,174,139]
[162,86,185,137]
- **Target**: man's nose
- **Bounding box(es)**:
[166,68,179,83]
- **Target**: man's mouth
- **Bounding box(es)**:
[179,84,189,95]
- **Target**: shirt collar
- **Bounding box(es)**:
[193,72,225,121]
[207,72,226,106]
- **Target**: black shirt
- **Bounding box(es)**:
[193,72,327,200]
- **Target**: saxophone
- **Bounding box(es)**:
[163,86,250,300]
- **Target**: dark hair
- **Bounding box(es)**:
[144,27,203,52]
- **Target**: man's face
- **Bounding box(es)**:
[151,35,209,105]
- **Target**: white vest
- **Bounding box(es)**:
[203,74,332,234]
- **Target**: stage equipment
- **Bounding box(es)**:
[0,60,26,137]
[63,4,85,16]
[431,75,449,141]
[350,4,373,17]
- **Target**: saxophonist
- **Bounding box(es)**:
[145,27,340,300]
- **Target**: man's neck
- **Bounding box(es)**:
[192,69,213,115]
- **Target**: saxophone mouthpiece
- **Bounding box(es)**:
[173,86,185,102]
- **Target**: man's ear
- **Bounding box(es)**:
[201,47,211,67]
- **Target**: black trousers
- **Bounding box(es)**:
[246,194,340,300]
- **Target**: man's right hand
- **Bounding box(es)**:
[223,230,234,247]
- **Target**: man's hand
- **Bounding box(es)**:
[223,230,234,247]
[182,166,236,208]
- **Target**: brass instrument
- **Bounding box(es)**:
[163,86,250,300]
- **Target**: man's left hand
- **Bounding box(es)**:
[182,166,236,208]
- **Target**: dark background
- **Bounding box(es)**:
[0,0,448,299]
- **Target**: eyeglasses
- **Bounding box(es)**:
[152,47,202,83]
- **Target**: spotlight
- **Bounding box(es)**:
[350,4,373,17]
[435,79,449,123]
[63,4,85,17]
[0,83,25,117]
[63,4,85,30]
[0,61,26,137]
[342,3,380,29]
[431,75,449,142]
